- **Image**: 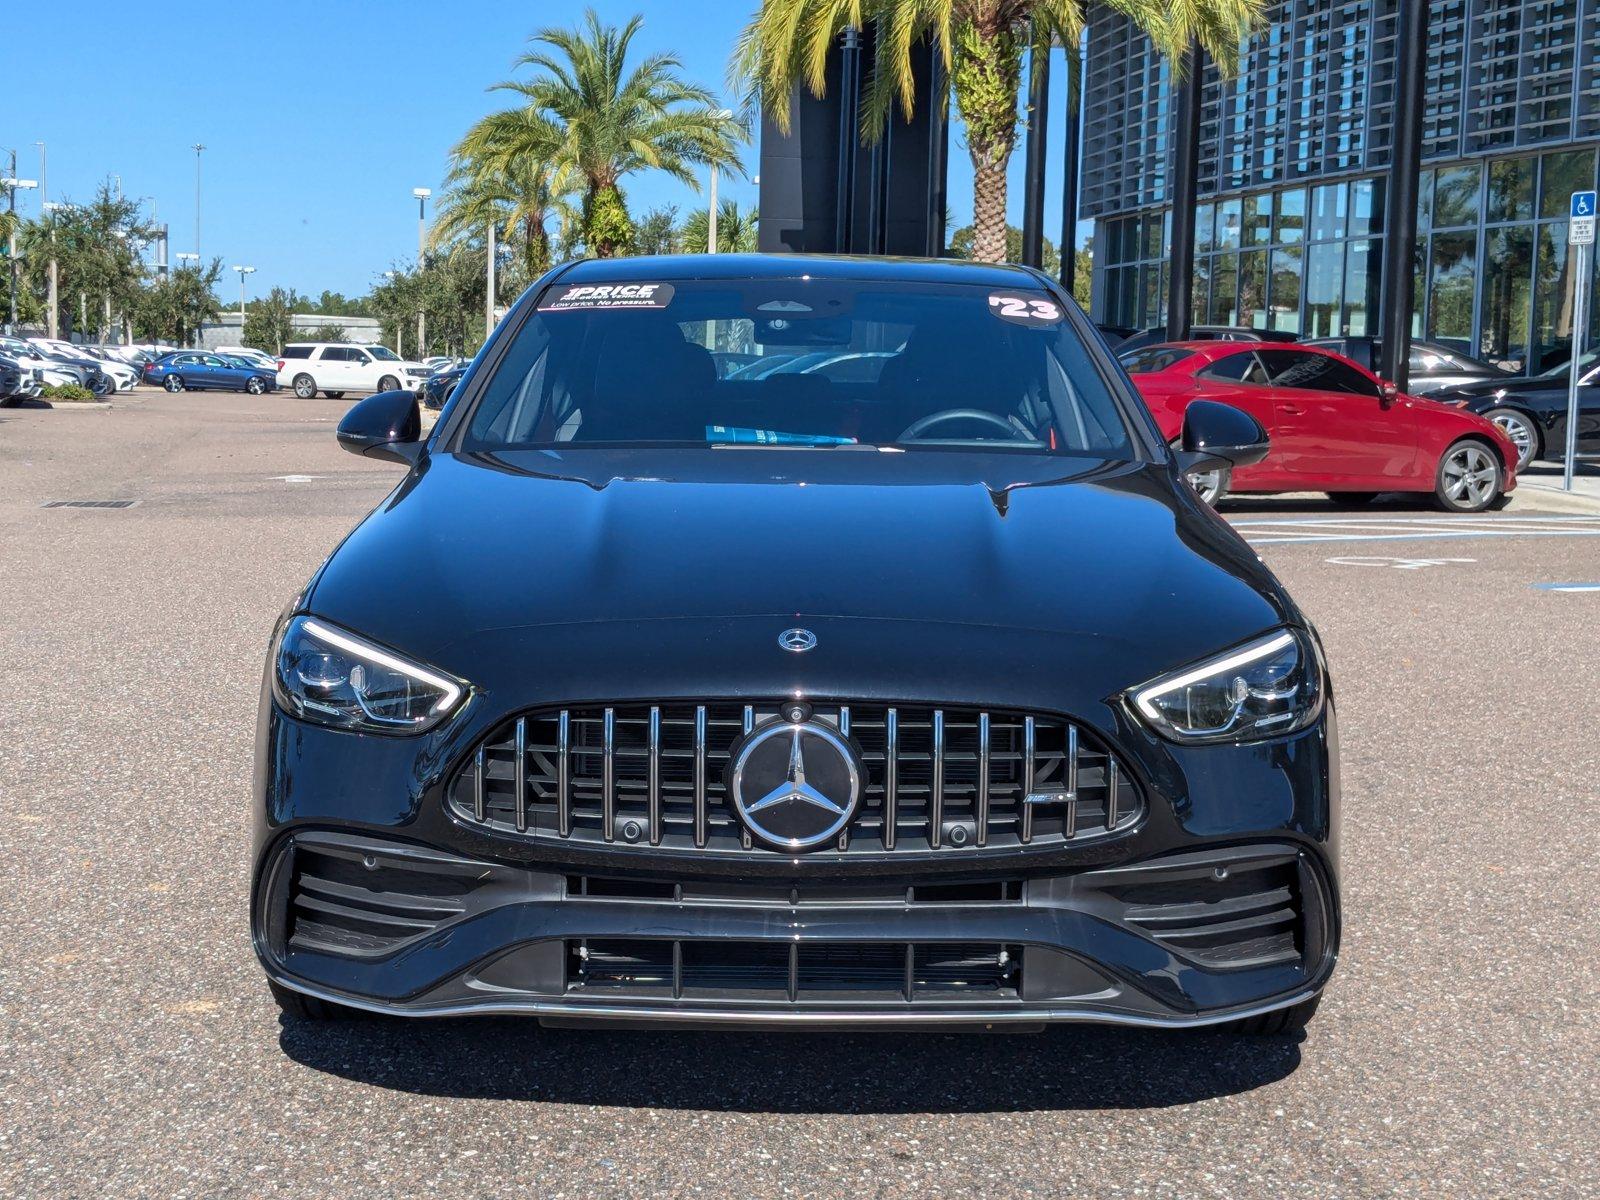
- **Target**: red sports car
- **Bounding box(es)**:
[1121,341,1519,512]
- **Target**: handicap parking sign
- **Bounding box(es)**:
[1573,191,1597,244]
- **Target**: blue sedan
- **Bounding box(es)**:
[143,351,277,394]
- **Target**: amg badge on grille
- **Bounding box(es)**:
[730,720,860,850]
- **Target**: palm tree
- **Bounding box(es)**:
[737,1,1261,262]
[484,9,746,257]
[439,111,578,279]
[681,200,760,253]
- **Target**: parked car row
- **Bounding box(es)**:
[1119,339,1523,512]
[0,336,113,398]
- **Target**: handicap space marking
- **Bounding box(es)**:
[1530,581,1600,592]
[1232,514,1600,546]
[1325,556,1476,570]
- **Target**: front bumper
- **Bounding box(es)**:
[256,829,1334,1027]
[253,603,1340,1028]
[253,689,1340,1027]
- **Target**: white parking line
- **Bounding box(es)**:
[1233,514,1600,546]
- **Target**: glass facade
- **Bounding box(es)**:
[1084,0,1600,353]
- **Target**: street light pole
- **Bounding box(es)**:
[706,109,733,253]
[234,264,256,320]
[485,220,496,341]
[176,252,200,347]
[4,155,39,334]
[36,142,60,339]
[708,164,719,253]
[412,187,430,355]
[192,144,206,261]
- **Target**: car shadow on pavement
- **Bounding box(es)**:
[278,1017,1302,1112]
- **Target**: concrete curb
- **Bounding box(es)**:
[1507,482,1600,514]
[37,401,115,411]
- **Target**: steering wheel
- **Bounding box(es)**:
[899,408,1031,443]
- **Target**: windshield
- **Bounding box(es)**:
[367,345,400,361]
[1120,347,1195,374]
[461,277,1134,456]
[1534,348,1599,379]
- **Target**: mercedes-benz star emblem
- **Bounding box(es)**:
[730,721,861,850]
[778,627,817,653]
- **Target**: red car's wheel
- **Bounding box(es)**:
[1435,440,1502,513]
[1170,439,1228,506]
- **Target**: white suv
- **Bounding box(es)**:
[275,344,430,398]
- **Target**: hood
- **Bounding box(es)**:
[1434,374,1557,403]
[306,449,1292,694]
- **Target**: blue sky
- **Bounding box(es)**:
[6,1,1079,299]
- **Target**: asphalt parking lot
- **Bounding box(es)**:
[1,390,1596,1199]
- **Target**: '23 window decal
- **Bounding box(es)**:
[987,293,1064,326]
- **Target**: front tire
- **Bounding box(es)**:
[246,376,267,395]
[377,374,399,392]
[164,375,184,393]
[1435,440,1503,513]
[1213,994,1321,1037]
[292,374,317,399]
[268,979,362,1021]
[1484,407,1539,470]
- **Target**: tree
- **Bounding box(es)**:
[132,260,222,347]
[482,9,746,257]
[948,222,1059,274]
[436,126,577,279]
[632,204,681,255]
[19,180,159,338]
[244,287,296,352]
[1071,239,1091,309]
[737,1,1260,262]
[295,322,349,344]
[680,200,759,253]
[370,243,491,358]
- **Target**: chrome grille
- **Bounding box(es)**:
[449,702,1142,856]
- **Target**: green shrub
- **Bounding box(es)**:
[39,383,98,402]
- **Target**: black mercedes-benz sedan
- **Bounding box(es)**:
[1434,349,1600,471]
[253,254,1339,1035]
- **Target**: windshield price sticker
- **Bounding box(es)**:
[988,293,1064,326]
[540,282,676,311]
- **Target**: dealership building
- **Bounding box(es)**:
[1083,0,1600,374]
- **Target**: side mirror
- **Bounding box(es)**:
[336,390,423,464]
[1379,380,1400,405]
[1178,399,1270,472]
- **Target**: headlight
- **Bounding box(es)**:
[272,616,467,734]
[1129,628,1323,744]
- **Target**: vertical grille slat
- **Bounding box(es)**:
[740,706,754,850]
[557,710,571,837]
[976,712,991,848]
[693,705,708,849]
[473,745,486,823]
[1020,716,1036,845]
[452,700,1141,856]
[602,708,616,843]
[647,706,662,846]
[513,718,527,833]
[1065,724,1078,838]
[884,707,900,850]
